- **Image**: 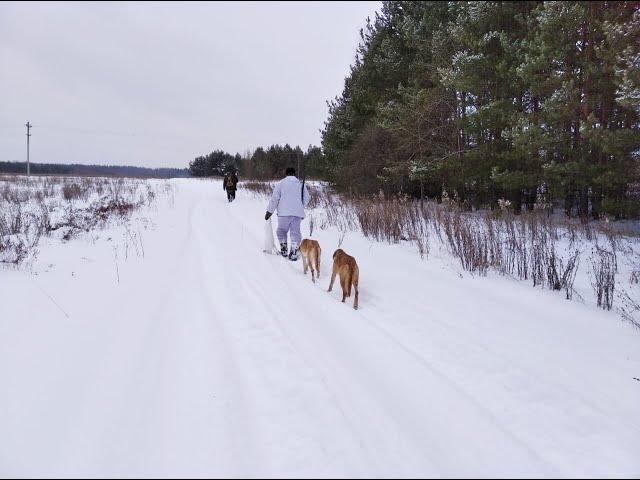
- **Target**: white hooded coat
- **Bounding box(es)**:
[267,176,310,218]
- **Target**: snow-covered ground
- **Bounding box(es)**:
[1,178,639,478]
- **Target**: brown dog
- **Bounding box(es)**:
[328,248,359,310]
[299,239,321,283]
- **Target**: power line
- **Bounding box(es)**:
[34,124,138,138]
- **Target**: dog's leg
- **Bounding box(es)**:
[302,255,308,275]
[353,267,359,310]
[307,253,316,283]
[340,275,348,303]
[328,265,337,292]
[353,282,359,310]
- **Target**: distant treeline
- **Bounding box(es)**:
[189,144,325,180]
[0,161,190,179]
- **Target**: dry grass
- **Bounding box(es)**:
[0,175,171,265]
[241,181,274,197]
[244,180,639,316]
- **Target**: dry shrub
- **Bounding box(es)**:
[0,176,164,263]
[241,181,274,197]
[306,183,634,313]
[590,246,617,310]
[617,288,640,329]
[439,210,489,275]
[95,200,136,219]
[319,191,358,232]
[62,183,87,201]
[306,185,323,209]
[560,250,581,300]
[0,204,41,264]
[0,203,23,235]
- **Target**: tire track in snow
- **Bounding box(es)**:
[193,191,372,477]
[51,193,200,475]
[187,198,270,477]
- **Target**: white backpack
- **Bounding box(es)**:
[263,217,277,254]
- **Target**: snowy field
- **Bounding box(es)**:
[1,177,639,478]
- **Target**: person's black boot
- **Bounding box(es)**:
[280,242,288,257]
[288,246,299,261]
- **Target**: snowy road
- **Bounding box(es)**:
[1,179,639,477]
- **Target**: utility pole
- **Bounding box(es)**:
[25,122,31,177]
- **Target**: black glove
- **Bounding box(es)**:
[265,211,272,221]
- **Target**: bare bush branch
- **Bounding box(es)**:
[590,247,618,310]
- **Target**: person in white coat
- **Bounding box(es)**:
[264,167,310,261]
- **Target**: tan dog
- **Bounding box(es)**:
[299,239,321,283]
[328,248,359,310]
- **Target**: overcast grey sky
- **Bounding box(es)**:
[0,1,380,168]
